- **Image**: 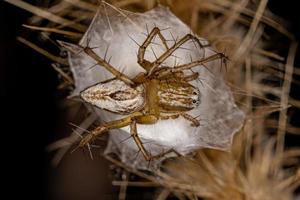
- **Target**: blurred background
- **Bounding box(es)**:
[1,0,299,199]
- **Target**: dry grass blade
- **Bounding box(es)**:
[156,189,171,200]
[266,119,300,136]
[208,0,294,39]
[28,1,70,24]
[51,64,74,85]
[253,48,285,61]
[118,171,129,200]
[112,181,160,187]
[22,24,82,38]
[156,135,298,200]
[63,0,97,12]
[113,0,141,8]
[17,37,68,65]
[233,0,268,60]
[5,0,86,32]
[276,42,298,163]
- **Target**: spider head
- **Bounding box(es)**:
[81,79,145,114]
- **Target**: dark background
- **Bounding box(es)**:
[1,1,299,199]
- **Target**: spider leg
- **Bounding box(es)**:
[130,120,152,161]
[180,113,200,127]
[82,46,134,86]
[78,113,159,152]
[171,71,199,82]
[131,119,182,161]
[148,33,206,75]
[156,52,226,78]
[138,27,169,71]
[160,113,180,120]
[173,52,226,72]
[156,67,199,83]
[182,72,199,82]
[160,112,199,127]
[79,112,143,147]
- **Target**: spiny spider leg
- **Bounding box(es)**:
[155,67,192,89]
[138,27,169,71]
[181,72,199,82]
[82,46,134,86]
[130,120,151,161]
[173,52,226,72]
[78,114,138,147]
[156,52,226,78]
[148,32,207,75]
[181,113,200,127]
[160,114,180,120]
[160,113,200,127]
[131,119,182,161]
[78,112,159,149]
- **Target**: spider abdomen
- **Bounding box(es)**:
[80,79,145,114]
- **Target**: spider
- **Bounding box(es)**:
[65,27,225,161]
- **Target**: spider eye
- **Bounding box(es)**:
[192,100,197,103]
[193,91,197,95]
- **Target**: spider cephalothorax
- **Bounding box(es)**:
[66,27,225,161]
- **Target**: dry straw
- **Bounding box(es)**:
[5,0,300,199]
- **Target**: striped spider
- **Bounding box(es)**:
[70,27,225,161]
